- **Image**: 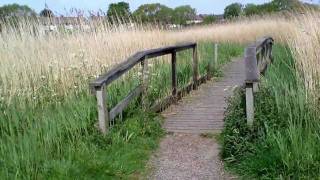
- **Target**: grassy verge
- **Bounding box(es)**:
[221,45,320,178]
[0,42,243,179]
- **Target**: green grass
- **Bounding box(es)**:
[0,42,243,179]
[221,45,320,179]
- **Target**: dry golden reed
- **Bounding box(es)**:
[0,15,301,104]
[286,11,320,102]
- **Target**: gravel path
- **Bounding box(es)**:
[149,133,235,180]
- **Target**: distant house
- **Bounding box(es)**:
[186,15,204,25]
[39,16,91,33]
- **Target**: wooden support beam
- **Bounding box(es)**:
[171,51,177,97]
[214,43,218,72]
[246,83,254,127]
[95,85,109,134]
[245,46,259,83]
[192,45,199,90]
[109,85,142,120]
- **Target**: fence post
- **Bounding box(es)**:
[192,44,199,90]
[245,82,254,127]
[95,85,109,134]
[245,46,258,127]
[214,43,218,72]
[141,57,149,111]
[171,51,177,97]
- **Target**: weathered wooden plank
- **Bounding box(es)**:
[165,117,224,122]
[165,123,224,127]
[164,109,225,114]
[246,83,254,126]
[90,52,145,87]
[165,129,222,134]
[171,52,177,96]
[165,121,224,125]
[165,126,223,131]
[95,85,109,134]
[214,43,218,72]
[109,85,142,120]
[192,45,199,89]
[90,42,195,88]
[163,59,245,133]
[245,46,259,83]
[151,73,212,113]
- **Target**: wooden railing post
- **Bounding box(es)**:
[245,83,254,127]
[171,51,177,96]
[192,45,199,90]
[214,43,218,72]
[95,85,109,134]
[141,57,149,111]
[245,46,258,127]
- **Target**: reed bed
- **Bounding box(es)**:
[222,11,320,178]
[287,11,320,104]
[1,12,319,178]
[0,16,292,105]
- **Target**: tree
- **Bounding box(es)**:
[224,3,242,19]
[272,0,301,11]
[172,5,196,25]
[107,2,130,21]
[0,3,36,18]
[203,15,216,24]
[40,8,54,17]
[133,3,173,23]
[244,4,259,16]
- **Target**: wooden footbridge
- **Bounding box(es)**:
[90,37,274,134]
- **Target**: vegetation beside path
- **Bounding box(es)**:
[222,45,320,179]
[0,42,242,179]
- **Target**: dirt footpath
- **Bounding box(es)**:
[148,133,236,180]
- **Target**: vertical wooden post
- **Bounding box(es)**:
[245,46,258,127]
[245,82,254,127]
[192,45,199,90]
[141,57,149,111]
[95,85,109,134]
[214,43,218,71]
[171,51,177,96]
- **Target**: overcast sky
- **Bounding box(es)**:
[0,0,318,15]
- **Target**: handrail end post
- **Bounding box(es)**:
[95,85,109,134]
[192,45,199,90]
[245,82,254,127]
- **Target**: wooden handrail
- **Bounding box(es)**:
[90,42,196,88]
[90,42,219,134]
[244,37,274,126]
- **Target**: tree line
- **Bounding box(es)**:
[224,0,319,19]
[107,2,199,25]
[0,2,216,25]
[0,0,319,25]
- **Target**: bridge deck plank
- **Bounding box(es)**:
[162,58,245,134]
